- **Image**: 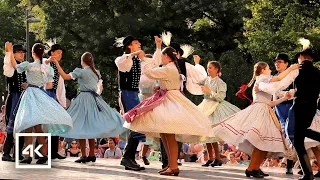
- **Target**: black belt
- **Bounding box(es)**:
[79,91,103,112]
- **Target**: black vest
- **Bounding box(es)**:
[6,60,27,93]
[119,56,141,91]
[50,62,60,90]
[177,58,187,92]
[294,61,320,102]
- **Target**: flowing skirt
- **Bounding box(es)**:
[60,92,126,139]
[14,87,73,135]
[124,90,214,142]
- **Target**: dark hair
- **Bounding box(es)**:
[124,44,131,54]
[145,54,153,58]
[208,61,221,73]
[108,138,117,145]
[247,62,268,87]
[32,43,45,64]
[81,52,100,81]
[162,47,181,74]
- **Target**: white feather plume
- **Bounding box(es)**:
[181,44,195,58]
[161,31,172,47]
[298,38,311,51]
[114,37,126,47]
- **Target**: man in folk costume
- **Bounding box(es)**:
[115,35,161,171]
[45,44,68,160]
[272,54,296,174]
[158,32,207,168]
[258,38,320,180]
[2,44,27,162]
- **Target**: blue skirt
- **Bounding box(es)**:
[14,87,73,135]
[60,91,126,139]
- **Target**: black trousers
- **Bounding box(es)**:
[51,136,59,157]
[123,131,140,160]
[3,133,24,157]
[294,100,320,173]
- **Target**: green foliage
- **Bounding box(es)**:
[4,0,319,109]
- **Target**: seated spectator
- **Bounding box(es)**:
[93,139,103,158]
[263,157,280,167]
[226,152,238,165]
[186,144,204,162]
[238,152,250,166]
[104,138,122,159]
[98,138,109,153]
[218,141,228,155]
[312,160,319,171]
[196,150,209,164]
[58,137,67,157]
[148,149,160,161]
[220,154,228,164]
[67,139,81,157]
[280,162,287,168]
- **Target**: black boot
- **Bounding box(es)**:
[259,169,269,176]
[2,154,14,162]
[297,154,314,180]
[84,156,96,163]
[120,158,141,171]
[20,157,32,164]
[142,156,150,165]
[75,156,87,163]
[245,169,264,178]
[286,159,294,175]
[202,160,213,167]
[2,133,14,162]
[52,153,66,160]
[211,159,223,167]
[36,156,48,164]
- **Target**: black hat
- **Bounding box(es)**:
[273,53,290,64]
[48,44,65,56]
[13,44,26,53]
[295,48,314,59]
[170,42,184,56]
[122,35,139,51]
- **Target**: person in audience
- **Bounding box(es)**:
[104,138,122,159]
[67,139,81,157]
[239,152,251,166]
[226,152,238,165]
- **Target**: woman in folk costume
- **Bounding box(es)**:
[255,39,320,179]
[157,33,208,168]
[5,42,73,164]
[194,59,240,167]
[212,61,299,178]
[123,47,213,176]
[51,52,126,163]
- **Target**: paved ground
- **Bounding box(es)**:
[0,154,315,180]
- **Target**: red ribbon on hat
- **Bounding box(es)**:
[236,84,253,104]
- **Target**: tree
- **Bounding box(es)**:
[0,0,26,105]
[240,0,320,65]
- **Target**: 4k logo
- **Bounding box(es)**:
[22,144,44,158]
[15,133,51,169]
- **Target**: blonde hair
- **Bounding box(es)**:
[247,62,268,87]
